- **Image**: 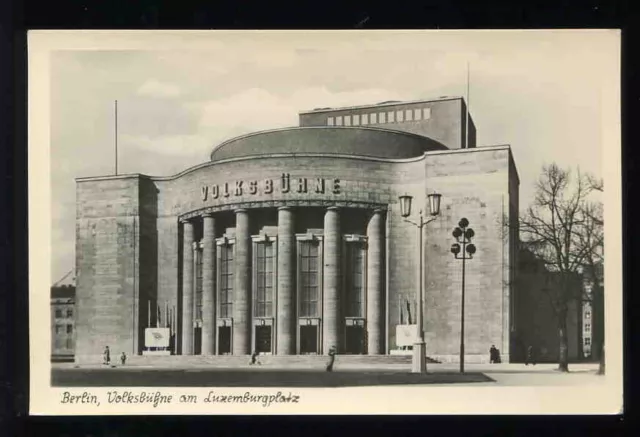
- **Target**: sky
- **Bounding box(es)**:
[48,31,617,284]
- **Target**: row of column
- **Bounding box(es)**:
[180,206,385,355]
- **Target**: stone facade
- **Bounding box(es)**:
[74,97,518,364]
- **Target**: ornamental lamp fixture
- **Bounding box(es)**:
[399,194,413,218]
[428,192,442,217]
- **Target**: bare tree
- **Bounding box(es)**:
[519,164,602,372]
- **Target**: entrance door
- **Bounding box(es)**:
[218,326,231,355]
[300,326,318,354]
[345,325,365,354]
[194,327,202,355]
[255,326,272,354]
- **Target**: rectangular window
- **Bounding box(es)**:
[370,113,377,124]
[405,109,413,121]
[379,112,386,124]
[423,107,431,119]
[353,114,360,125]
[55,309,62,318]
[195,246,203,321]
[66,324,73,334]
[335,116,343,126]
[66,308,73,318]
[397,110,404,122]
[585,338,591,345]
[344,115,351,126]
[585,323,591,332]
[345,242,365,317]
[255,242,274,318]
[55,324,62,334]
[327,117,334,126]
[414,108,422,120]
[219,244,234,318]
[585,312,591,319]
[66,337,73,349]
[299,241,319,317]
[387,111,395,123]
[361,113,369,125]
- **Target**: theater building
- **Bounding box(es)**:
[74,96,520,363]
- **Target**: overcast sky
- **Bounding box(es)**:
[49,31,616,283]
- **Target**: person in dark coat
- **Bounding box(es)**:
[326,346,337,372]
[250,350,261,365]
[103,346,110,365]
[120,352,127,366]
[489,345,498,363]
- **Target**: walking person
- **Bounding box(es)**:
[249,350,261,366]
[103,346,110,366]
[326,346,337,372]
[120,352,127,366]
[489,345,498,363]
[525,345,536,366]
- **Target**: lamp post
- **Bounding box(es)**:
[399,191,442,373]
[451,218,476,374]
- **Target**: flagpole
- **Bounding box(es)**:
[466,62,470,149]
[115,100,118,175]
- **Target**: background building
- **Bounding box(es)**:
[51,282,76,361]
[74,96,519,364]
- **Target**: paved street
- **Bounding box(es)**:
[51,363,603,388]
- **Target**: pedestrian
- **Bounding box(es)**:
[103,346,110,365]
[489,345,498,363]
[495,348,502,363]
[525,345,536,366]
[326,346,337,372]
[249,350,261,365]
[120,352,127,366]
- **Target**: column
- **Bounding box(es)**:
[201,213,216,355]
[233,209,251,355]
[181,220,195,355]
[323,207,341,353]
[366,209,385,354]
[277,207,295,354]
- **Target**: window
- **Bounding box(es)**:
[55,324,62,334]
[423,107,431,119]
[387,111,395,123]
[585,312,591,319]
[361,113,369,125]
[255,242,274,318]
[370,113,377,124]
[397,110,404,122]
[405,109,413,121]
[414,108,422,120]
[585,338,591,345]
[66,338,73,349]
[335,116,343,126]
[327,117,334,126]
[66,308,73,318]
[299,240,320,317]
[66,324,73,334]
[344,115,351,126]
[379,112,386,123]
[345,242,365,317]
[585,323,591,332]
[218,244,234,318]
[55,309,62,318]
[195,245,203,321]
[353,114,360,125]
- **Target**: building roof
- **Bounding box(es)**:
[298,96,464,115]
[51,285,75,299]
[210,126,448,162]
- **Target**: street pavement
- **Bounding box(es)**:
[51,362,603,388]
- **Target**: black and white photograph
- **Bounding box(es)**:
[29,30,622,414]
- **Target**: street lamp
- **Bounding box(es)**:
[451,218,476,374]
[399,191,442,373]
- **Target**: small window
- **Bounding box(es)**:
[585,312,591,319]
[397,110,404,122]
[66,324,73,334]
[405,109,413,121]
[585,338,591,345]
[361,113,369,125]
[379,112,386,123]
[585,323,591,332]
[387,111,395,123]
[353,114,360,125]
[66,309,73,318]
[414,108,422,120]
[370,113,377,124]
[55,324,62,334]
[335,116,343,126]
[55,309,62,318]
[327,117,334,126]
[423,107,431,119]
[344,115,351,126]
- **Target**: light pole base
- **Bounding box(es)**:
[412,341,427,373]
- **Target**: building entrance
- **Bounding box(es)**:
[300,326,318,354]
[194,327,202,355]
[255,326,272,353]
[345,325,365,354]
[218,326,231,355]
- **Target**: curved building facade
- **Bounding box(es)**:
[74,96,519,363]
